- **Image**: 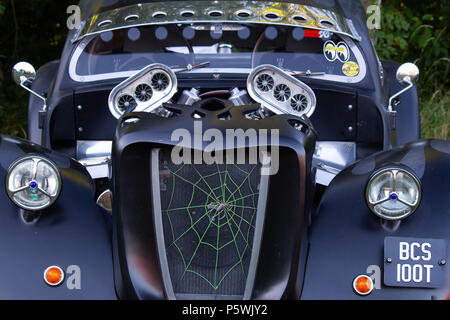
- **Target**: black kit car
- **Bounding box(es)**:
[1,0,449,300]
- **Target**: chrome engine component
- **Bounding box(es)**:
[76,140,112,179]
[313,142,356,186]
[247,65,317,118]
[244,108,270,120]
[108,63,177,119]
[177,88,201,106]
[229,87,252,106]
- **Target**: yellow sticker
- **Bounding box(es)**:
[342,61,360,77]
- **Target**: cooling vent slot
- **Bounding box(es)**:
[274,84,291,102]
[152,73,170,91]
[290,94,308,112]
[135,84,153,102]
[256,74,274,92]
[118,95,137,113]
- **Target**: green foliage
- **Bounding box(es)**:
[373,4,410,60]
[374,1,449,89]
[0,0,73,139]
[372,0,449,139]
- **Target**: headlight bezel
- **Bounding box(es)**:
[365,166,422,221]
[5,155,62,211]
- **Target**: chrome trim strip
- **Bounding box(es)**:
[243,155,270,300]
[74,1,361,43]
[151,148,177,300]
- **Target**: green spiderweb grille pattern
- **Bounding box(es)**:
[159,156,261,296]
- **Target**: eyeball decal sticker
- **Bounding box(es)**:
[323,41,350,63]
[324,41,336,61]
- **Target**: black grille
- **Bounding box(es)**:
[157,151,262,298]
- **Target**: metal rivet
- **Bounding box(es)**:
[78,127,84,133]
[385,258,392,264]
[77,105,83,111]
[348,126,354,133]
[348,104,353,111]
[439,259,446,266]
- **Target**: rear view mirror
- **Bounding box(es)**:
[12,62,36,86]
[396,62,420,86]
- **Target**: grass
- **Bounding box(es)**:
[419,89,449,140]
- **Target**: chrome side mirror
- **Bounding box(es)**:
[12,62,47,111]
[387,63,420,148]
[388,63,420,112]
[396,62,420,86]
[12,62,36,85]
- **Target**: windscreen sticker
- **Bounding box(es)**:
[304,29,332,39]
[319,30,333,40]
[342,61,360,77]
[323,41,350,63]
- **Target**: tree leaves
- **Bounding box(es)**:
[374,1,449,92]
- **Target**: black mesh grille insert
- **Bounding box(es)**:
[157,151,262,298]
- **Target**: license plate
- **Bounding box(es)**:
[384,237,447,288]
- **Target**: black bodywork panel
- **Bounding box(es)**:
[302,140,450,300]
[65,82,382,149]
[0,135,116,299]
[28,61,60,144]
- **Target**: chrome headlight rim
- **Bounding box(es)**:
[365,166,422,221]
[5,155,62,211]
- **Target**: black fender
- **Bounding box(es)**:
[0,135,116,299]
[28,60,60,144]
[382,61,421,145]
[302,140,450,300]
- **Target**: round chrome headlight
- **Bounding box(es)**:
[5,156,62,211]
[365,167,421,221]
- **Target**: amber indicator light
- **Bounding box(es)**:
[44,266,64,286]
[353,275,374,296]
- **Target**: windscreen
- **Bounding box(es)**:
[73,23,364,80]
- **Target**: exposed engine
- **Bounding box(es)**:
[108,63,317,121]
